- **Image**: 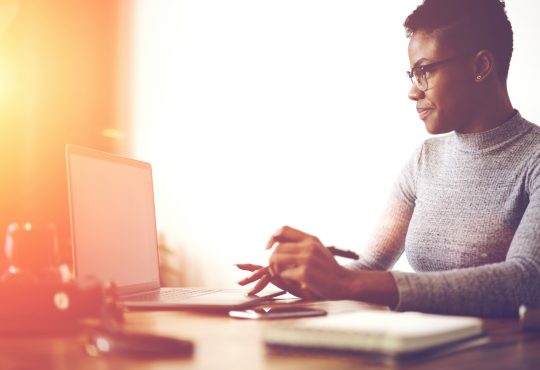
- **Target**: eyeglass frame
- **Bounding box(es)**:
[406,54,471,92]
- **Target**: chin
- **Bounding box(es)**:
[425,125,448,135]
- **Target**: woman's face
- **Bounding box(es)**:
[408,31,477,134]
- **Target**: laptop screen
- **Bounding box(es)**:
[66,145,160,294]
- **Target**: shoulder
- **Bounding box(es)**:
[522,118,540,148]
[518,117,540,162]
[514,116,540,192]
[412,134,453,163]
[422,134,453,151]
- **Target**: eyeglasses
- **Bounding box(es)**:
[406,54,467,92]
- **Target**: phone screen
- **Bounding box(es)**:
[229,306,327,320]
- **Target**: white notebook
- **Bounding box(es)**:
[263,310,483,356]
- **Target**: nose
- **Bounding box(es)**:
[408,84,425,101]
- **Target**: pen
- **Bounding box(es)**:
[325,246,360,260]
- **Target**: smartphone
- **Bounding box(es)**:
[229,306,327,320]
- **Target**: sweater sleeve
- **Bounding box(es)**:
[347,145,421,271]
[391,154,540,317]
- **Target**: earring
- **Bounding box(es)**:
[476,75,482,80]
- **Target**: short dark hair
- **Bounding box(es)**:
[404,0,513,82]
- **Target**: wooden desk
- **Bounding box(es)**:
[1,300,539,370]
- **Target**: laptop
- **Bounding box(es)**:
[66,145,284,309]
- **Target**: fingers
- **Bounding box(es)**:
[265,226,317,250]
[268,249,302,275]
[267,238,330,275]
[238,225,326,299]
[279,267,320,300]
[279,265,304,285]
[237,266,269,286]
[247,274,271,296]
[265,275,291,293]
[235,263,264,272]
[237,262,317,299]
[272,241,310,254]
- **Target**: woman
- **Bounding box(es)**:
[237,0,540,317]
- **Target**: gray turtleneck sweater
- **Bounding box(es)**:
[349,111,540,317]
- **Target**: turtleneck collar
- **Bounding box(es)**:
[452,111,531,153]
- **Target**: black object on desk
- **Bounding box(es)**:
[85,327,194,358]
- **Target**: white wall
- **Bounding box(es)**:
[130,1,540,287]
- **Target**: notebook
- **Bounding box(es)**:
[263,310,483,356]
[66,145,284,309]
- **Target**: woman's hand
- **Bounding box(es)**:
[267,226,355,299]
[236,263,316,299]
[237,226,355,300]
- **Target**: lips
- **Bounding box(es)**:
[417,107,433,120]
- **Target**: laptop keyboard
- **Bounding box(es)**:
[132,288,224,302]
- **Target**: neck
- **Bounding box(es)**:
[456,82,515,134]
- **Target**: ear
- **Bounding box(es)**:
[472,50,495,83]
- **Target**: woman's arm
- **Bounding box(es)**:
[237,145,421,299]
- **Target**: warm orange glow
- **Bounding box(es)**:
[0,1,18,35]
[0,1,132,271]
[101,128,125,140]
[0,56,13,106]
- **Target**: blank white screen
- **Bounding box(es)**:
[69,153,160,289]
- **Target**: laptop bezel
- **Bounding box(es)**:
[66,144,161,295]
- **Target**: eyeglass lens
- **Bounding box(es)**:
[409,68,427,91]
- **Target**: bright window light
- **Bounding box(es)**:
[131,1,540,287]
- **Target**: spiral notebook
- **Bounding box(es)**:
[263,310,483,356]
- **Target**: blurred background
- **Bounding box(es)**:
[0,0,539,287]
